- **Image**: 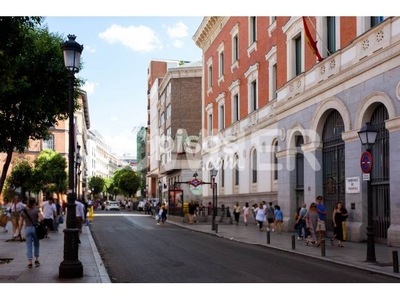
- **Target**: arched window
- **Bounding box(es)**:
[234,154,239,186]
[221,160,225,188]
[252,149,257,183]
[273,140,278,180]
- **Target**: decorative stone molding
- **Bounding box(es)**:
[301,141,323,153]
[385,117,400,132]
[341,130,360,143]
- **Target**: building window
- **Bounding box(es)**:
[167,82,171,95]
[221,160,225,188]
[208,113,213,136]
[250,80,257,112]
[208,65,213,89]
[371,16,384,28]
[219,104,225,130]
[42,134,55,150]
[250,17,257,44]
[252,149,257,183]
[160,112,165,126]
[327,17,336,56]
[273,140,278,180]
[167,104,171,118]
[272,64,277,100]
[166,127,171,137]
[219,51,224,77]
[233,94,239,122]
[234,154,239,186]
[295,35,302,76]
[233,35,239,62]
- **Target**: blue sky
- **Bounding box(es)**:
[42,16,204,157]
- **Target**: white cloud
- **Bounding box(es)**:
[82,81,99,96]
[173,39,183,48]
[84,45,97,53]
[104,134,137,157]
[164,21,189,39]
[99,24,162,52]
[110,116,119,122]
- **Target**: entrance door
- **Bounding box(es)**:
[322,110,345,234]
[370,104,390,242]
[295,135,304,210]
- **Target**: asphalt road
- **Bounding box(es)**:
[90,210,399,283]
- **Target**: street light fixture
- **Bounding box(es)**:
[358,122,378,262]
[59,34,83,278]
[210,168,218,231]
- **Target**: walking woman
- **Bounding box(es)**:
[242,202,250,226]
[18,198,44,268]
[305,203,318,246]
[331,202,345,247]
[233,202,241,225]
[254,202,266,231]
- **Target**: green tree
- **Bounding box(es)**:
[0,17,83,195]
[6,157,34,201]
[88,176,106,198]
[116,168,141,198]
[34,149,67,199]
[104,177,119,200]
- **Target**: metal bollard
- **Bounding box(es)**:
[215,223,218,233]
[266,230,270,244]
[321,239,326,257]
[291,234,295,250]
[393,251,399,273]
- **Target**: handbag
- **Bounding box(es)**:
[58,215,64,224]
[23,209,47,240]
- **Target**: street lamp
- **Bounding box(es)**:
[358,122,378,262]
[59,34,83,278]
[211,168,218,231]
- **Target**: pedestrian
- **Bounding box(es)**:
[155,202,161,225]
[9,195,25,240]
[266,202,275,232]
[305,202,318,246]
[207,202,213,216]
[251,204,258,225]
[233,201,241,225]
[331,202,345,247]
[160,203,167,226]
[219,204,225,223]
[188,199,196,224]
[296,203,308,240]
[74,199,85,244]
[18,197,44,268]
[41,196,57,238]
[274,205,283,234]
[242,202,250,226]
[315,195,327,247]
[226,206,233,224]
[254,202,266,231]
[53,198,62,233]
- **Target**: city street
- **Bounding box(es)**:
[90,210,399,283]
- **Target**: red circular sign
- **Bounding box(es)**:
[360,151,373,173]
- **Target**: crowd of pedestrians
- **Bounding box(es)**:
[0,194,91,268]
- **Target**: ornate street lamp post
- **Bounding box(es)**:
[358,122,378,262]
[59,34,84,278]
[75,144,82,199]
[210,168,218,231]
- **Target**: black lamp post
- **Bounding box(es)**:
[59,34,84,278]
[358,122,378,262]
[210,168,218,231]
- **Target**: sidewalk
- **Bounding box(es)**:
[167,215,400,280]
[0,221,110,283]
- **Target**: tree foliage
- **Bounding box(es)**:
[0,17,83,195]
[6,158,33,201]
[114,167,140,198]
[88,176,106,197]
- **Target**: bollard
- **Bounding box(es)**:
[321,239,326,257]
[266,230,270,244]
[393,251,399,273]
[291,234,295,250]
[215,223,218,233]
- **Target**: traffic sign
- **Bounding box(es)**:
[360,151,373,173]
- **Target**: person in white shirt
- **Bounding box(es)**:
[75,200,85,244]
[41,197,57,238]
